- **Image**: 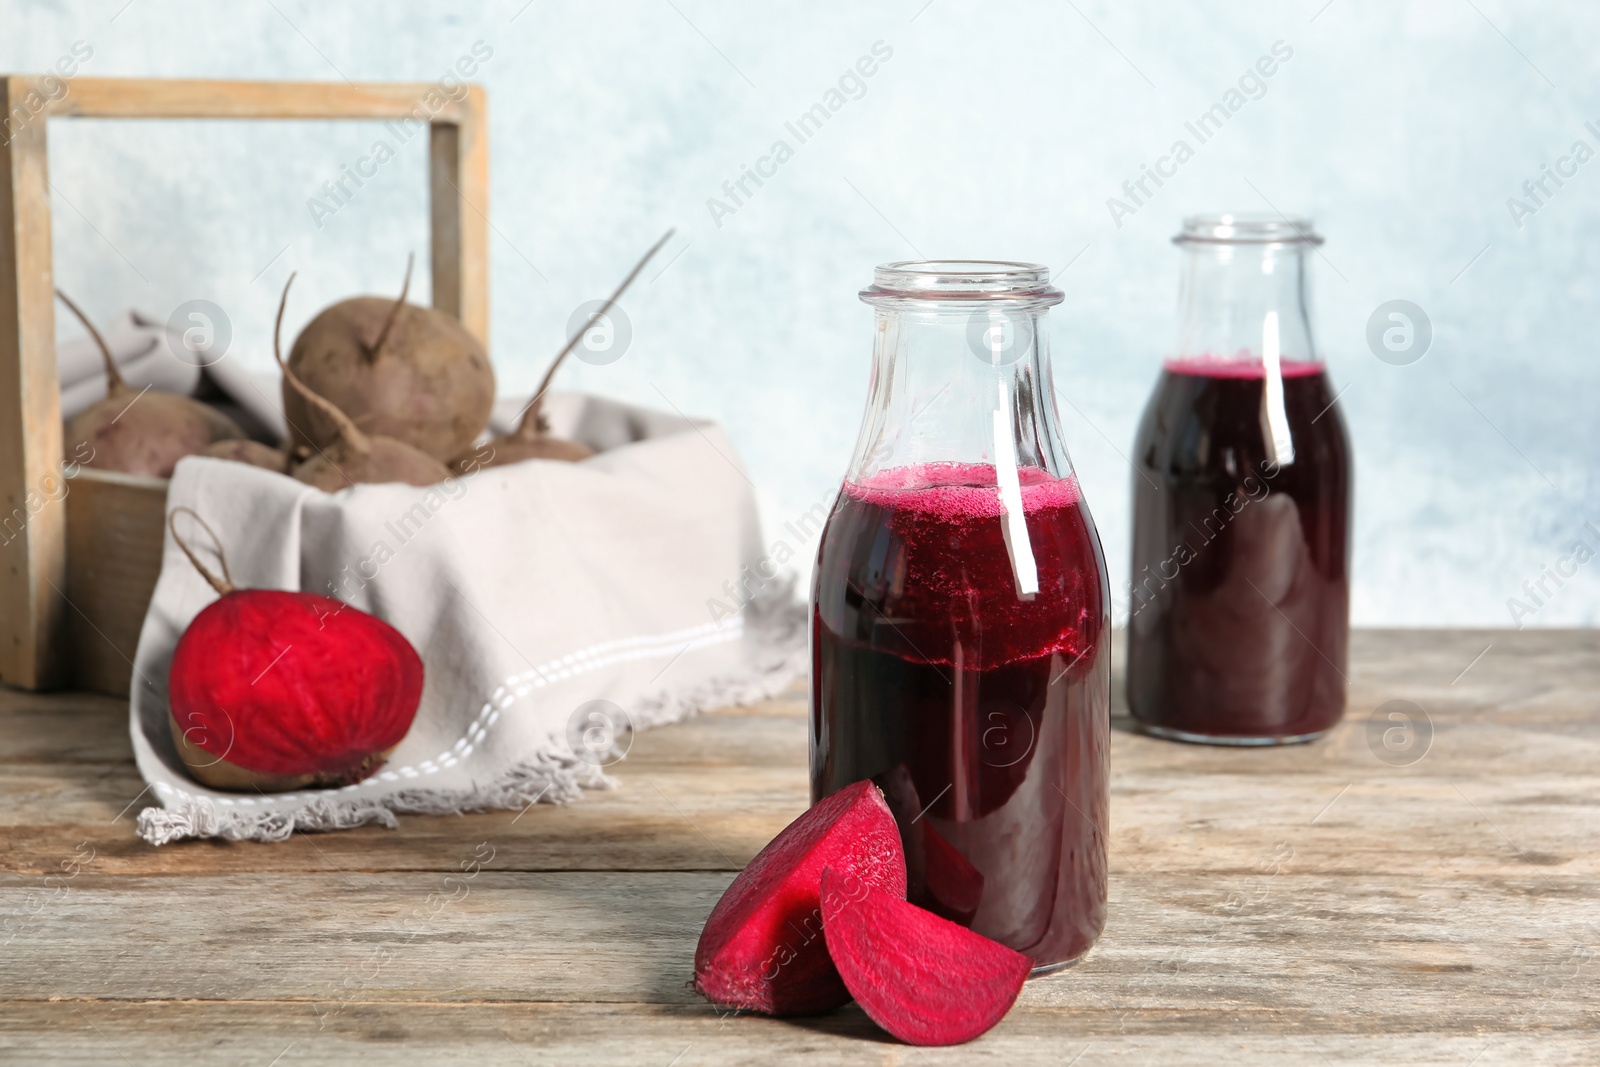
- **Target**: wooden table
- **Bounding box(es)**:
[3,630,1597,1065]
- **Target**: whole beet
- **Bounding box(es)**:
[57,290,244,478]
[200,439,291,474]
[165,508,423,792]
[273,274,452,492]
[450,230,673,474]
[285,256,494,463]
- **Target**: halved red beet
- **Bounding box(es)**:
[165,508,423,791]
[693,780,905,1015]
[820,868,1031,1046]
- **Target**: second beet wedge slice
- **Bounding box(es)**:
[820,867,1032,1046]
[693,780,906,1015]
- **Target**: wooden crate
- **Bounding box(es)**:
[0,77,490,694]
[61,468,167,696]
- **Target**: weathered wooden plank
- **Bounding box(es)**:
[1342,630,1600,730]
[5,630,1596,757]
[1,870,1595,1020]
[0,701,814,873]
[0,687,125,760]
[1,869,1595,1065]
[1,758,1595,879]
[0,764,797,874]
[1,722,1596,880]
[5,1001,1593,1067]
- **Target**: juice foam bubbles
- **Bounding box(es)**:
[833,463,1099,669]
[1162,354,1326,379]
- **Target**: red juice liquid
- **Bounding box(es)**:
[1128,356,1351,741]
[810,463,1110,967]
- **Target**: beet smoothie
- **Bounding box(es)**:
[812,462,1109,968]
[1128,355,1351,741]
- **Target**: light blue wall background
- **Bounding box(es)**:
[8,0,1597,627]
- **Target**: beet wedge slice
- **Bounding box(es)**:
[820,868,1031,1046]
[921,819,985,924]
[694,780,906,1015]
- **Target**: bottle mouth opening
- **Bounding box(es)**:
[1174,213,1323,246]
[862,260,1065,306]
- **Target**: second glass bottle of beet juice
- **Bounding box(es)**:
[1129,215,1352,744]
[812,261,1110,972]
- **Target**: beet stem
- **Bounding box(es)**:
[274,273,372,457]
[364,252,415,364]
[168,506,236,596]
[515,228,676,442]
[55,288,127,395]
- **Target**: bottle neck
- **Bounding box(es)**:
[1171,243,1319,369]
[846,305,1073,487]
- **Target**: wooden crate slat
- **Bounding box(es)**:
[42,76,474,123]
[428,86,489,342]
[62,469,167,697]
[0,76,67,689]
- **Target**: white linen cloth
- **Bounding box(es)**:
[131,394,807,844]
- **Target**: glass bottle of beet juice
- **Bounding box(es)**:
[1128,215,1352,743]
[811,261,1110,972]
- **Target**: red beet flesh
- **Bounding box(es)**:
[169,590,423,783]
[820,868,1031,1046]
[693,780,906,1015]
[920,819,985,924]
